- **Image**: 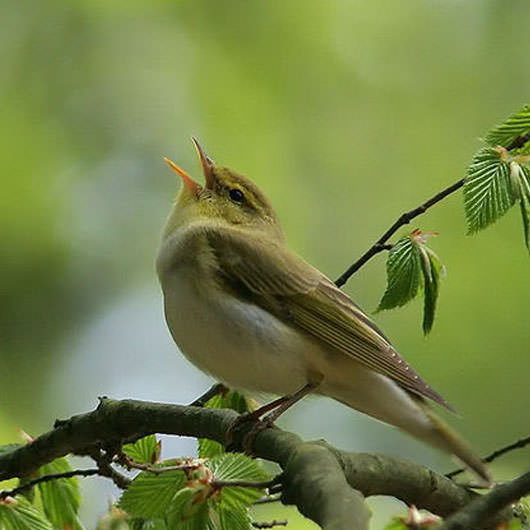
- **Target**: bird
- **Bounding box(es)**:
[156,137,490,483]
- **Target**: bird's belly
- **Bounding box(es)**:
[161,271,314,395]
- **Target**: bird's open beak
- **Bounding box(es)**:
[191,136,216,189]
[164,137,215,194]
[163,157,201,195]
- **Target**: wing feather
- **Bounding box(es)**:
[203,225,453,411]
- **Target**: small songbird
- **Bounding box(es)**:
[156,138,490,483]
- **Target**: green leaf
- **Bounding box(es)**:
[0,496,53,530]
[512,163,530,251]
[166,500,209,530]
[35,457,85,530]
[377,236,422,311]
[119,469,186,519]
[378,231,445,333]
[128,518,168,530]
[123,436,161,465]
[485,105,530,150]
[207,454,270,508]
[420,248,442,335]
[463,147,516,233]
[215,503,251,530]
[198,391,252,459]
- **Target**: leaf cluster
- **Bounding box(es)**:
[378,104,530,333]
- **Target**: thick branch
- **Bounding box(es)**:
[335,179,464,287]
[0,399,510,530]
[437,471,530,530]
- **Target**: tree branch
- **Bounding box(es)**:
[335,179,464,287]
[0,398,511,530]
[335,132,530,287]
[437,471,530,530]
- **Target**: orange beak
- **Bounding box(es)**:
[163,156,201,194]
[191,136,216,189]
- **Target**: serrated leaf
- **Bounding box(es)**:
[119,469,185,519]
[377,236,422,311]
[207,454,270,507]
[198,391,252,459]
[35,457,85,530]
[485,105,530,150]
[197,439,224,460]
[0,496,53,530]
[215,503,251,530]
[463,147,516,233]
[123,436,160,465]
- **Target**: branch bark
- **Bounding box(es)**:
[0,398,511,530]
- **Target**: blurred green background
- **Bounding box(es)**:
[2,0,529,527]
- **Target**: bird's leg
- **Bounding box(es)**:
[226,381,320,452]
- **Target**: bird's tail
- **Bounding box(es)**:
[411,397,490,485]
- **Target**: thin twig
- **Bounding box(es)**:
[90,449,131,489]
[118,453,207,474]
[446,434,530,479]
[0,469,99,500]
[252,520,288,528]
[189,383,228,407]
[336,132,530,287]
[335,179,464,287]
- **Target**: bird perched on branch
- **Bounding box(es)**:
[156,138,490,483]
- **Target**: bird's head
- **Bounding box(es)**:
[163,137,282,240]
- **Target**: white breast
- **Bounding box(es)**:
[160,267,314,395]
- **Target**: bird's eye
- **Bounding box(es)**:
[229,188,245,204]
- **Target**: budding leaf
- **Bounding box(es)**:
[419,247,443,335]
[378,231,444,334]
[123,435,161,465]
[0,496,53,530]
[35,457,85,530]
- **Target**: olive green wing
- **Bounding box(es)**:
[204,225,453,411]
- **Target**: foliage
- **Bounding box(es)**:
[119,453,270,530]
[0,448,84,530]
[378,104,530,333]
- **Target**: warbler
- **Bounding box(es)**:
[156,138,490,483]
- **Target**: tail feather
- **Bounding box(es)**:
[413,397,491,485]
